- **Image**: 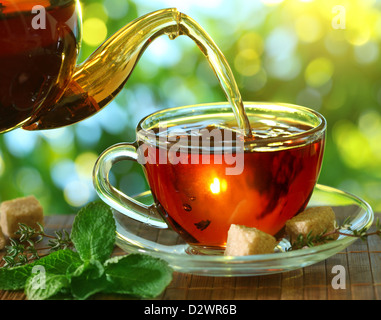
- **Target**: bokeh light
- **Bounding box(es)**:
[295,15,323,43]
[304,57,334,88]
[82,18,108,46]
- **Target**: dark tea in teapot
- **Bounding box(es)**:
[0,0,80,132]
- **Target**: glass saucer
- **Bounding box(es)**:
[113,184,373,277]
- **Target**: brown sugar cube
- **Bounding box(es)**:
[285,206,337,243]
[0,226,5,250]
[224,224,277,256]
[0,196,44,238]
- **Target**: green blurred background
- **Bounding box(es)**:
[1,0,381,214]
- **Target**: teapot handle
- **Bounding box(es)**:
[93,142,168,229]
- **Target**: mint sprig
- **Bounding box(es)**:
[0,249,82,291]
[0,201,173,300]
[71,201,116,263]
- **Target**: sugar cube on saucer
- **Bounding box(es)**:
[224,224,277,256]
[285,206,337,243]
[0,195,44,238]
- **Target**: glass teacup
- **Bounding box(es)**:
[93,102,326,254]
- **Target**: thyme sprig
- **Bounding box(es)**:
[290,217,381,250]
[2,222,73,268]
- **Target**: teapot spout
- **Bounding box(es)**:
[23,8,182,130]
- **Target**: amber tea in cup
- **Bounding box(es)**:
[93,102,326,254]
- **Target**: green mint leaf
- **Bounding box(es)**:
[71,201,116,263]
[0,249,81,291]
[70,260,108,300]
[25,273,70,300]
[104,254,173,298]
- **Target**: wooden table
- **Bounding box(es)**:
[1,213,380,300]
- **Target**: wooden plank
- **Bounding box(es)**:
[0,290,26,300]
[211,277,236,300]
[326,251,352,300]
[302,260,327,300]
[43,214,74,231]
[161,272,191,300]
[346,237,375,300]
[233,277,259,300]
[280,269,304,300]
[186,275,215,300]
[368,213,381,299]
[257,273,282,300]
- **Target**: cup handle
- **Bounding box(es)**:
[93,142,168,229]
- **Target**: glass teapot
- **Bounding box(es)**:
[0,0,219,133]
